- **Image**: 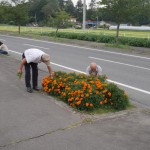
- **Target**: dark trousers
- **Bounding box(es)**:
[22,54,38,88]
[0,50,8,55]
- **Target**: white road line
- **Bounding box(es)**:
[8,49,22,55]
[8,49,150,95]
[1,34,150,60]
[24,44,49,50]
[107,79,150,95]
[51,62,85,74]
[89,56,150,71]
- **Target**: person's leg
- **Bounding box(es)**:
[0,50,8,55]
[24,63,31,87]
[31,63,39,90]
[22,53,32,93]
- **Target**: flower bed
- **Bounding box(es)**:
[42,71,129,111]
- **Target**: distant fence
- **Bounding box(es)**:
[110,25,150,31]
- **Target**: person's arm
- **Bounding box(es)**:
[97,66,102,76]
[18,58,27,73]
[86,66,90,76]
[47,65,53,78]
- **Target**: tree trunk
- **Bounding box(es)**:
[18,24,21,34]
[116,23,120,44]
[55,25,59,37]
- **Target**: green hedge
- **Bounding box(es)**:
[41,32,150,48]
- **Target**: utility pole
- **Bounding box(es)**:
[82,0,86,30]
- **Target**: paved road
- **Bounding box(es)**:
[0,34,150,107]
[0,36,150,150]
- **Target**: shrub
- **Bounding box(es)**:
[47,31,150,48]
[107,83,129,110]
[42,71,129,112]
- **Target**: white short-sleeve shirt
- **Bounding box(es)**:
[24,48,45,63]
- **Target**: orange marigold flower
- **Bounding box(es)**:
[86,103,89,107]
[63,93,66,96]
[48,89,51,93]
[86,94,89,97]
[108,92,112,97]
[76,101,81,105]
[90,103,93,107]
[80,98,83,101]
[75,97,79,101]
[96,91,99,94]
[90,81,94,84]
[88,90,92,93]
[104,99,108,104]
[70,103,74,107]
[100,101,103,105]
[81,94,84,98]
[103,89,107,93]
[44,86,48,89]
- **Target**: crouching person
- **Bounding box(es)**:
[0,41,9,55]
[86,62,102,76]
[18,48,53,93]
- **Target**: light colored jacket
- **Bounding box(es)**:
[86,65,102,75]
[0,44,8,52]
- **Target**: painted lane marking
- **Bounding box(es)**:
[1,34,150,60]
[24,44,49,50]
[89,56,150,71]
[51,62,85,74]
[8,49,150,95]
[107,79,150,95]
[8,49,22,55]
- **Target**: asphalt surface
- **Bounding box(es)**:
[0,34,150,107]
[0,55,150,150]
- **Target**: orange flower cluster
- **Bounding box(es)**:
[42,72,128,111]
[42,72,112,111]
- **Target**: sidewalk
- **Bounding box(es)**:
[0,55,150,150]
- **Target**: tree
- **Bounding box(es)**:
[65,0,75,17]
[52,11,70,35]
[75,0,83,22]
[87,0,97,21]
[12,3,28,34]
[0,1,12,24]
[41,0,59,20]
[28,0,59,24]
[58,0,65,10]
[28,0,47,23]
[135,0,150,25]
[11,0,26,5]
[89,0,96,9]
[99,0,142,44]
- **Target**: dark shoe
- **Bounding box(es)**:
[27,87,32,93]
[33,86,40,91]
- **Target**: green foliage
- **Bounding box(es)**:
[75,0,83,22]
[52,11,70,34]
[42,71,129,112]
[47,31,150,48]
[98,0,144,43]
[120,37,150,47]
[107,83,129,110]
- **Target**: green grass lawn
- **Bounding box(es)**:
[0,25,150,39]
